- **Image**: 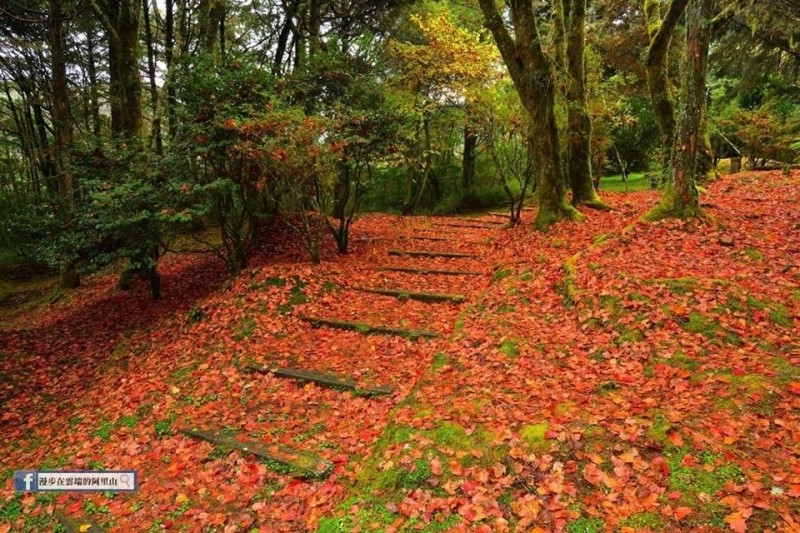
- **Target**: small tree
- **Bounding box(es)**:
[285,48,412,254]
[169,54,276,272]
[475,83,534,225]
[86,149,166,299]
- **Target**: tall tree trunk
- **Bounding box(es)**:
[32,101,58,195]
[49,0,80,287]
[200,0,225,57]
[164,0,177,138]
[697,94,718,181]
[3,80,40,198]
[94,0,142,140]
[85,29,102,138]
[648,0,711,220]
[644,0,689,176]
[478,0,582,231]
[142,0,163,154]
[272,0,298,75]
[564,0,606,208]
[462,123,476,191]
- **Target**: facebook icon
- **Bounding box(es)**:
[14,471,37,492]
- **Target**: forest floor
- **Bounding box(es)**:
[0,171,798,533]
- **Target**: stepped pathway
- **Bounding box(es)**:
[173,212,509,529]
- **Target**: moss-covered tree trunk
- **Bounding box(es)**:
[49,0,79,288]
[564,0,606,209]
[478,0,582,231]
[644,0,689,176]
[648,0,711,220]
[199,0,225,58]
[94,0,142,140]
[697,98,719,182]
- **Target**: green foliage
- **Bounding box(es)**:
[168,53,278,271]
[606,96,661,175]
[565,516,605,533]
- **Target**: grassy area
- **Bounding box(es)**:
[0,247,21,271]
[597,172,654,192]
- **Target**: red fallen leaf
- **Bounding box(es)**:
[674,506,692,520]
[652,456,670,478]
[667,431,684,446]
[725,510,750,533]
[461,481,477,493]
[430,457,443,476]
[544,430,558,439]
[476,525,492,533]
[458,504,476,521]
[670,304,688,316]
[668,491,682,500]
[280,509,297,521]
[66,501,83,513]
[788,382,800,395]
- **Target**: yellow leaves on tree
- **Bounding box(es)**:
[386,10,498,105]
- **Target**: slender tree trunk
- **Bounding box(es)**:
[200,0,225,57]
[142,0,163,154]
[478,0,582,231]
[697,94,718,181]
[85,30,102,138]
[49,0,80,287]
[118,3,142,139]
[564,0,606,208]
[644,0,689,176]
[32,102,58,195]
[95,0,142,140]
[462,123,476,191]
[648,0,711,220]
[272,0,298,75]
[3,81,40,197]
[164,0,177,138]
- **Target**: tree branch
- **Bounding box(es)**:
[646,0,689,67]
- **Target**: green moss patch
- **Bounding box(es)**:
[619,512,667,530]
[664,449,745,526]
[565,516,605,533]
[521,422,550,452]
[499,338,520,358]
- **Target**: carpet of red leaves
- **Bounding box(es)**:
[0,171,798,532]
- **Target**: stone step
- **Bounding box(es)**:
[300,316,439,339]
[354,287,466,304]
[54,510,103,533]
[245,364,392,396]
[377,266,483,276]
[388,249,476,259]
[181,428,333,479]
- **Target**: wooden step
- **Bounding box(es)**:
[181,428,333,478]
[354,287,466,304]
[377,266,482,276]
[488,211,512,218]
[300,316,438,339]
[54,510,103,533]
[245,364,392,396]
[388,249,476,259]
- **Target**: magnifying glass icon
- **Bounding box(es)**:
[120,474,130,488]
